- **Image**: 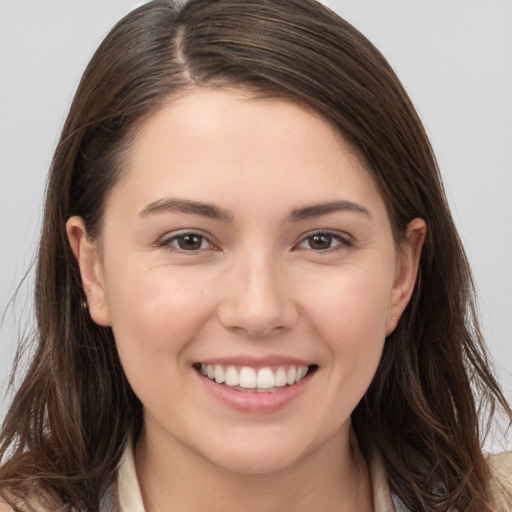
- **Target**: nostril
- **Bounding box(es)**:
[217,303,299,337]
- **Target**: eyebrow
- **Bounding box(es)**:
[139,197,371,223]
[140,198,233,222]
[290,200,371,222]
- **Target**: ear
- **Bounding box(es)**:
[66,216,111,326]
[386,218,426,335]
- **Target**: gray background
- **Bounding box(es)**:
[1,1,511,448]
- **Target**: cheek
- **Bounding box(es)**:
[299,263,393,410]
[302,260,394,340]
[103,263,215,366]
[103,265,220,417]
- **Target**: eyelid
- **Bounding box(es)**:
[157,229,218,252]
[293,229,353,252]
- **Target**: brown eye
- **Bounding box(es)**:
[177,234,204,250]
[308,234,333,250]
[162,232,212,252]
[295,231,351,252]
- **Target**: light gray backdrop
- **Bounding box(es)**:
[1,1,511,447]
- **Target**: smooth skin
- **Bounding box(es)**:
[67,88,426,512]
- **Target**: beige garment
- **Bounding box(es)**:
[488,451,512,511]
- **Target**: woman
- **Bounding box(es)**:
[1,0,510,510]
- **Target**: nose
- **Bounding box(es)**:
[217,252,298,337]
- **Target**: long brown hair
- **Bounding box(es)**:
[1,0,510,510]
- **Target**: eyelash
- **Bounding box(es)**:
[294,230,353,253]
[158,231,217,253]
[158,230,352,254]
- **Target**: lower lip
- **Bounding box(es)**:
[197,370,312,413]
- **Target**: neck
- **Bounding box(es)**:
[135,424,374,512]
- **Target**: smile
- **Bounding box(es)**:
[197,364,314,392]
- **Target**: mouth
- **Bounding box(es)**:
[193,363,318,393]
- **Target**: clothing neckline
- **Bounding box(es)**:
[114,439,402,512]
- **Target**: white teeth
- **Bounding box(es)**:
[225,366,239,386]
[214,365,225,384]
[275,367,287,387]
[256,368,274,389]
[296,366,308,381]
[239,367,257,389]
[286,366,296,385]
[200,364,310,390]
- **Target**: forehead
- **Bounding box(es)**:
[106,87,385,224]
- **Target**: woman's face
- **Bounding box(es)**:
[68,88,424,475]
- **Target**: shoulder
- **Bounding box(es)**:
[0,501,13,512]
[0,493,18,512]
[0,490,63,512]
[488,451,512,486]
[0,496,33,512]
[487,451,512,511]
[0,495,20,512]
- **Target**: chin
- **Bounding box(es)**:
[204,444,304,476]
[188,424,331,476]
